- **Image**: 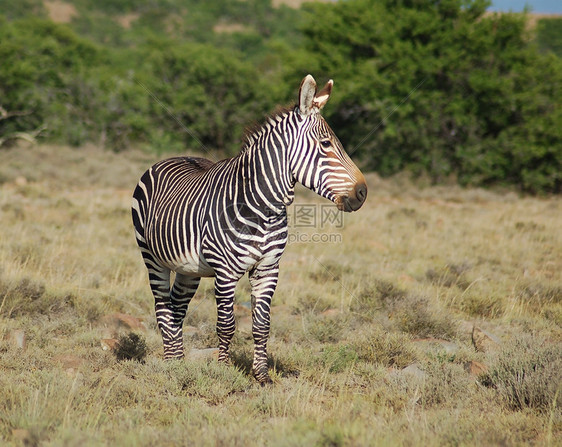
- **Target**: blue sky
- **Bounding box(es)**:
[489,0,562,13]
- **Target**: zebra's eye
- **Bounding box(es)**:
[320,140,331,148]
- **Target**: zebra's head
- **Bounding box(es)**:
[291,75,367,212]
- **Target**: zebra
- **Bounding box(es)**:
[132,75,367,384]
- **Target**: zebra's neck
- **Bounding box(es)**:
[235,108,298,215]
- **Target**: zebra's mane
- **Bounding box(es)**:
[240,104,296,153]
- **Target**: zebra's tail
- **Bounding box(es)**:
[131,169,152,250]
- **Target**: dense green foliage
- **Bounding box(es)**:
[287,0,562,192]
[0,17,100,144]
[0,0,296,152]
[537,17,562,56]
[0,0,561,192]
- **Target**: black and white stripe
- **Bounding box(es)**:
[131,75,367,383]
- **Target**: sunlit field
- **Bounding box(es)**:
[1,144,560,446]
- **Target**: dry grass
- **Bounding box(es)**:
[0,143,560,446]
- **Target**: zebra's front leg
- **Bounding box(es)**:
[249,265,279,385]
[214,275,237,364]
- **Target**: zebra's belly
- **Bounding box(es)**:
[172,255,215,277]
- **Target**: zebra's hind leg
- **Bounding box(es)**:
[169,274,201,357]
[249,265,279,385]
[214,275,237,364]
[146,264,182,359]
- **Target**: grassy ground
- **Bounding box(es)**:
[0,144,560,446]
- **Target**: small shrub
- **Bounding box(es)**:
[514,221,545,232]
[351,279,406,315]
[75,295,104,322]
[230,344,300,379]
[293,294,333,315]
[426,263,471,289]
[176,361,250,404]
[349,284,381,316]
[321,345,359,373]
[376,279,408,304]
[461,292,505,318]
[306,314,347,344]
[378,360,473,410]
[349,328,417,368]
[420,362,473,407]
[185,303,215,327]
[114,332,148,362]
[318,425,347,447]
[0,277,48,317]
[386,207,418,220]
[541,304,562,326]
[391,294,457,339]
[378,371,423,412]
[481,335,562,412]
[230,345,253,376]
[189,321,218,349]
[269,353,301,379]
[308,262,352,283]
[516,282,562,315]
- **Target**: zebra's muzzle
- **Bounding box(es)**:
[338,182,367,212]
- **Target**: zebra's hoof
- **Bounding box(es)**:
[163,354,185,361]
[259,377,273,386]
[217,355,231,365]
[254,369,273,385]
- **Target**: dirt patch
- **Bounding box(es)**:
[44,0,77,23]
[213,22,250,34]
[116,13,140,29]
[483,11,562,30]
[272,0,330,8]
[526,12,562,28]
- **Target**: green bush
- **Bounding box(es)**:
[306,314,347,344]
[290,0,562,193]
[0,17,100,145]
[351,279,406,316]
[136,41,271,155]
[0,17,272,153]
[421,361,473,407]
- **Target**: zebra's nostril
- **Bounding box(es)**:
[355,182,367,203]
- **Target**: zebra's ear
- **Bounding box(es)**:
[313,79,333,110]
[299,74,317,116]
